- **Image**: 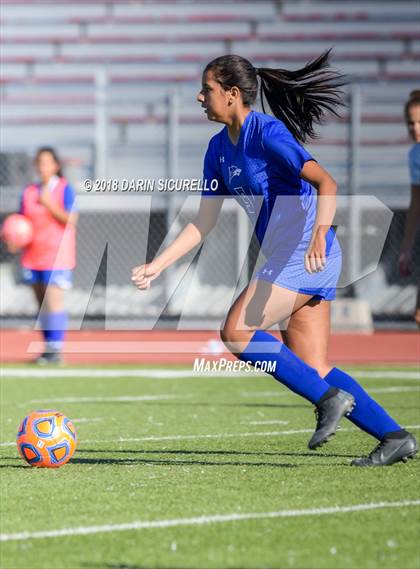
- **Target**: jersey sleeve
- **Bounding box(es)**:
[63,184,78,212]
[409,145,420,185]
[262,121,316,180]
[202,136,229,197]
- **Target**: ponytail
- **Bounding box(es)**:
[257,49,347,143]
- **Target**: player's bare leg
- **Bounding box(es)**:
[281,297,332,378]
[220,281,355,449]
[221,279,311,353]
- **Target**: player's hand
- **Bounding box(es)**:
[398,251,412,277]
[38,188,52,207]
[305,234,327,274]
[131,261,162,290]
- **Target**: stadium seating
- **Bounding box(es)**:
[2,0,418,143]
[1,0,419,321]
[1,0,420,199]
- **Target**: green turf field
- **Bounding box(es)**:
[0,365,419,569]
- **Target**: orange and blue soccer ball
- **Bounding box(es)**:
[16,410,77,468]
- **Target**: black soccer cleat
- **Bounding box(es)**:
[308,389,355,450]
[351,432,418,467]
[34,348,63,365]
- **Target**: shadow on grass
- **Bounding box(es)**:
[0,447,359,470]
[71,456,297,468]
[77,448,356,459]
[0,451,357,470]
[83,565,154,569]
[150,401,309,409]
[84,565,260,569]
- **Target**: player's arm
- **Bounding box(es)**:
[399,184,420,276]
[300,160,338,273]
[262,122,337,273]
[132,196,224,290]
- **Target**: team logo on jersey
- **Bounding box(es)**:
[228,165,242,184]
[219,156,225,163]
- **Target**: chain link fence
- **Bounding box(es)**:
[1,0,419,329]
[0,126,418,329]
[1,184,418,327]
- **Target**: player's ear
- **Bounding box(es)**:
[228,86,241,105]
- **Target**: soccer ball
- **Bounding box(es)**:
[16,410,77,468]
[1,214,34,248]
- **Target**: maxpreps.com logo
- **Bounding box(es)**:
[228,165,242,184]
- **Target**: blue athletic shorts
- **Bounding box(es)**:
[255,227,341,301]
[21,268,73,289]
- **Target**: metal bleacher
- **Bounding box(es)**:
[1,1,419,190]
[1,0,419,324]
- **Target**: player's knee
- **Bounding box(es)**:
[220,323,234,346]
[220,322,240,345]
[220,323,254,353]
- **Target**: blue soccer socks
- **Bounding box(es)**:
[39,311,68,351]
[324,367,402,440]
[238,331,403,442]
[239,330,332,404]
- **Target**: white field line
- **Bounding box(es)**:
[347,371,420,380]
[1,368,419,380]
[1,500,419,542]
[0,429,314,447]
[1,369,261,379]
[368,386,420,394]
[28,394,188,404]
[2,425,420,448]
[242,420,289,425]
[240,387,420,397]
[112,429,316,443]
[241,391,288,397]
[88,424,420,444]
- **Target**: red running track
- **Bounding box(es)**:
[0,329,419,365]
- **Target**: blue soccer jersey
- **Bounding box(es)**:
[202,110,341,300]
[203,110,317,253]
[409,143,420,185]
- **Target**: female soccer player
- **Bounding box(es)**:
[398,90,420,326]
[132,53,417,466]
[17,147,78,364]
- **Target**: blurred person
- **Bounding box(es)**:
[398,90,420,326]
[132,52,417,466]
[10,147,78,364]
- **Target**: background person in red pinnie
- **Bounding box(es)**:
[14,147,78,364]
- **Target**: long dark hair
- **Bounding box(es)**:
[204,50,347,143]
[404,89,420,120]
[35,146,63,177]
